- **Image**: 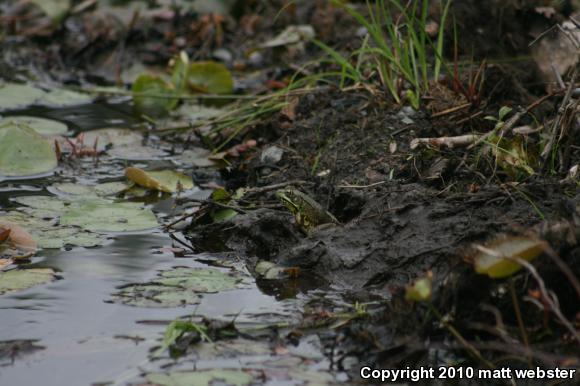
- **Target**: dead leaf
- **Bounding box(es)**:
[0,259,13,271]
[0,220,38,259]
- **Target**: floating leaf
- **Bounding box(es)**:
[187,61,234,94]
[132,75,177,117]
[0,268,57,295]
[79,128,166,160]
[0,83,92,110]
[50,181,129,198]
[174,147,215,167]
[0,116,68,137]
[0,220,37,259]
[0,122,57,177]
[2,212,104,249]
[155,267,240,293]
[405,272,433,302]
[110,283,202,308]
[42,88,92,106]
[473,236,545,278]
[60,199,158,232]
[146,369,252,386]
[14,195,157,233]
[0,83,47,110]
[110,267,242,308]
[125,167,193,193]
[11,195,68,218]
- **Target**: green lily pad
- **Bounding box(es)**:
[51,181,129,197]
[12,196,68,218]
[133,74,177,117]
[13,195,158,233]
[0,122,57,177]
[110,283,202,308]
[187,61,234,94]
[61,200,158,232]
[0,116,68,137]
[2,212,104,249]
[78,128,165,160]
[0,83,47,110]
[42,88,92,106]
[146,369,252,386]
[0,83,92,110]
[174,147,215,167]
[110,267,242,308]
[155,267,240,293]
[0,268,57,295]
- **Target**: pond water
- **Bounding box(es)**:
[0,103,341,385]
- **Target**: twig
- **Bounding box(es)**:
[337,181,388,189]
[467,109,526,150]
[430,102,472,118]
[410,134,479,150]
[245,180,308,193]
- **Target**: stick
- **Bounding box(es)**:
[410,134,479,150]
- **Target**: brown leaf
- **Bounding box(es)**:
[0,220,38,259]
[0,228,10,244]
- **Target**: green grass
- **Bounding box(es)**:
[315,0,452,108]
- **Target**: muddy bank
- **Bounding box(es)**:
[186,83,580,376]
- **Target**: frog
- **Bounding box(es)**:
[275,188,339,233]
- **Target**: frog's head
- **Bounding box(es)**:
[275,188,300,214]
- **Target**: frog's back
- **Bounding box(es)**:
[294,190,338,225]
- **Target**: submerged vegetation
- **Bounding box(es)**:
[0,0,579,385]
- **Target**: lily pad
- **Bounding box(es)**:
[78,128,165,160]
[2,212,104,249]
[125,167,193,193]
[0,116,68,137]
[187,61,234,94]
[13,195,158,233]
[133,74,177,117]
[155,267,240,293]
[110,283,202,308]
[146,369,252,386]
[174,147,215,167]
[12,196,68,218]
[0,83,92,110]
[473,236,545,278]
[0,268,57,295]
[60,200,158,232]
[50,181,129,198]
[0,122,58,177]
[110,267,242,308]
[0,83,47,110]
[42,88,92,106]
